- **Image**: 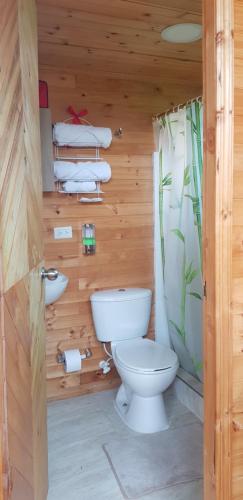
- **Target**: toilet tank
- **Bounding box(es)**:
[90,288,152,342]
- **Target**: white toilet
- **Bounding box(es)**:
[90,287,179,434]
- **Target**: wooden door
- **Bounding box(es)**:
[0,0,48,499]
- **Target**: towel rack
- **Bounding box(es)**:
[53,120,111,202]
[54,153,106,201]
[54,145,106,202]
[54,144,103,162]
[55,180,104,203]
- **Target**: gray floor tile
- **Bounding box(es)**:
[47,388,203,500]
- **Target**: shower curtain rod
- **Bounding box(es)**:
[153,95,202,120]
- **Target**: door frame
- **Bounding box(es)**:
[203,0,234,499]
[0,0,236,499]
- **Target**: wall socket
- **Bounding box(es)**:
[54,226,73,239]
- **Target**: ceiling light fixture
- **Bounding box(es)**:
[161,23,202,44]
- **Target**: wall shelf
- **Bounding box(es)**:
[54,142,107,202]
[54,144,103,161]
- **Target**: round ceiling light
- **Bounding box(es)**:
[161,23,202,43]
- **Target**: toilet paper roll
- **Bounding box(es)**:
[63,349,81,373]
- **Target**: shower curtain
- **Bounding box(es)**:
[155,100,203,382]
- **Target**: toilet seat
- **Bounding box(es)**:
[115,338,178,374]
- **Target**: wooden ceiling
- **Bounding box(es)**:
[37,0,202,85]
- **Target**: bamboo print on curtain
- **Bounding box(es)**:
[158,101,203,381]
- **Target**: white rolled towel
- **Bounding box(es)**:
[53,123,112,149]
[62,181,97,193]
[54,161,111,183]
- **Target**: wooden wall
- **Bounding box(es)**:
[204,0,243,498]
[40,66,201,401]
[0,0,47,498]
[232,1,243,497]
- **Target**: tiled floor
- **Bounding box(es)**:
[47,388,203,500]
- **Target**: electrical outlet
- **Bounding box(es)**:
[54,226,73,239]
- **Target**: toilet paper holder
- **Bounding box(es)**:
[57,347,92,365]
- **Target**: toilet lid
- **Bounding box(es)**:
[115,339,178,373]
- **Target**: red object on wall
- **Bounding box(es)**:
[66,105,88,124]
[39,80,49,108]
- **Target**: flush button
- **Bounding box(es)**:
[118,288,126,292]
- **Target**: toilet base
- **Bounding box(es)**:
[114,384,169,434]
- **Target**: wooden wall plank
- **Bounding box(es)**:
[232,1,243,498]
[203,0,234,499]
[37,0,201,30]
[38,42,202,85]
[201,0,243,498]
[40,56,202,400]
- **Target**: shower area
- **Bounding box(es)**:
[153,97,203,403]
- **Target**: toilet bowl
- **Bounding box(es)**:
[113,338,178,433]
[90,287,179,434]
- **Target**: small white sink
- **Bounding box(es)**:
[45,273,69,305]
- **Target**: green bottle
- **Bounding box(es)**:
[82,223,96,255]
